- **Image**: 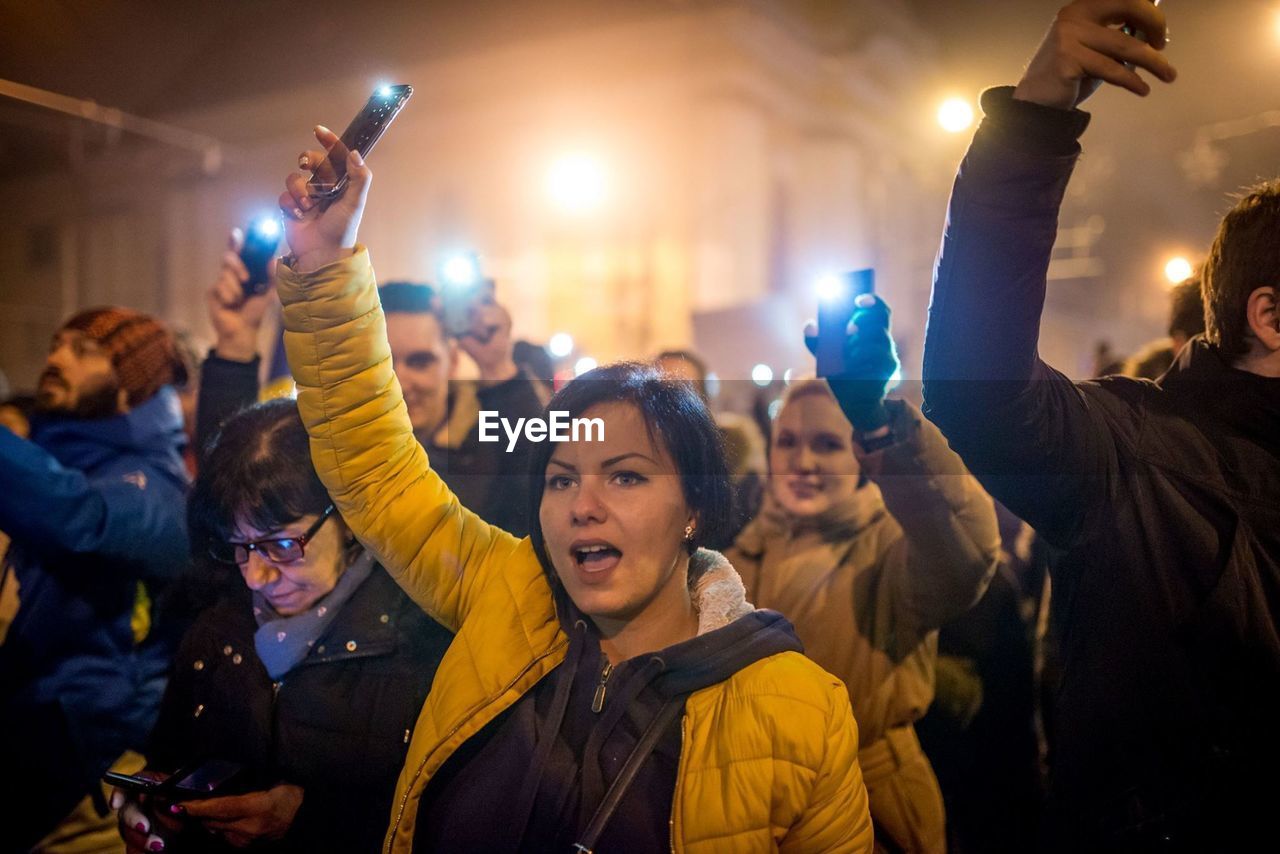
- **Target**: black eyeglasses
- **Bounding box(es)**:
[210,505,336,566]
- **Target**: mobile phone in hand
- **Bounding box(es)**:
[105,760,248,801]
[437,253,496,338]
[307,84,413,204]
[240,216,281,297]
[816,269,874,378]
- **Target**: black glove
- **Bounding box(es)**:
[804,296,899,432]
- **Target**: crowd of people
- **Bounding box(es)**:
[1,1,1277,851]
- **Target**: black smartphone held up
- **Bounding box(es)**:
[240,216,281,297]
[307,84,413,203]
[816,269,875,379]
[104,760,249,801]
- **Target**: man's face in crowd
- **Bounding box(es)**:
[36,329,124,419]
[385,311,456,434]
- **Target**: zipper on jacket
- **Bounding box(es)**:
[591,662,614,713]
[670,714,687,853]
[268,680,283,773]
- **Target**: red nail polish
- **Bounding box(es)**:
[169,803,185,815]
[135,822,147,832]
[149,841,165,852]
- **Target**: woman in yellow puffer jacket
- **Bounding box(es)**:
[271,131,873,852]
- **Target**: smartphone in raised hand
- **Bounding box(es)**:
[239,216,281,297]
[307,85,413,203]
[816,269,874,379]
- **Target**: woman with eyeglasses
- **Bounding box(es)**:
[112,399,452,853]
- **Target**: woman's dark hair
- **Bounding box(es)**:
[526,362,731,575]
[188,398,332,557]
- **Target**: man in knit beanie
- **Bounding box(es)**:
[37,306,187,418]
[1,305,190,847]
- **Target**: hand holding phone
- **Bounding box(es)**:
[208,227,277,362]
[279,85,412,272]
[815,270,874,379]
[306,85,412,205]
[1012,0,1175,110]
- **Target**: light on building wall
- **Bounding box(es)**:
[574,356,598,376]
[752,364,774,387]
[547,153,606,215]
[549,332,574,358]
[1164,256,1194,286]
[937,97,975,134]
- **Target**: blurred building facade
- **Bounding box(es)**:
[0,0,956,391]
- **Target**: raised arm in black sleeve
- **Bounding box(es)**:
[921,87,1117,548]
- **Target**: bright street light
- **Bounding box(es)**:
[549,333,574,358]
[937,97,975,134]
[752,364,774,387]
[547,153,606,215]
[1164,256,1194,286]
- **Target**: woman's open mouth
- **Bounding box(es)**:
[569,540,622,580]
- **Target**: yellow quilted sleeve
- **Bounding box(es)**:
[275,247,525,632]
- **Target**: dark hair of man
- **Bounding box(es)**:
[1203,181,1280,358]
[1168,275,1206,340]
[188,398,333,551]
[526,362,731,573]
[378,281,439,316]
[654,349,710,400]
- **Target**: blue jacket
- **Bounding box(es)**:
[0,387,190,791]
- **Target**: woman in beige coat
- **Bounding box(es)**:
[727,300,1000,853]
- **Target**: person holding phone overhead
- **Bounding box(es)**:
[923,0,1280,848]
[727,292,999,853]
[113,399,452,853]
[267,125,873,851]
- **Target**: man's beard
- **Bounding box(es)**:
[36,370,122,420]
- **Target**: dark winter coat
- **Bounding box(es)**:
[923,86,1280,851]
[147,566,453,853]
[0,387,189,843]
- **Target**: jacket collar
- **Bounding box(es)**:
[1159,337,1280,458]
[29,386,187,479]
[732,480,886,556]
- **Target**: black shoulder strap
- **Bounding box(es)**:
[572,694,687,854]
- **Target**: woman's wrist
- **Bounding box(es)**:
[291,246,355,274]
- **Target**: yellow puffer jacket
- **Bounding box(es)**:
[277,248,874,853]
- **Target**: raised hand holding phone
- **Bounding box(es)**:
[1014,0,1175,110]
[208,226,278,362]
[279,128,371,273]
[278,85,412,272]
[805,270,898,434]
